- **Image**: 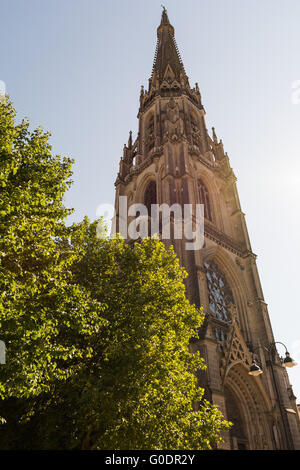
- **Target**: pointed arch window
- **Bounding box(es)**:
[198,179,212,221]
[204,261,233,323]
[144,180,157,216]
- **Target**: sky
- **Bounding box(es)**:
[1,0,300,399]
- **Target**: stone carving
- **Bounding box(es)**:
[164,98,184,139]
[191,116,202,149]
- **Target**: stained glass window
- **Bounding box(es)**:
[204,261,233,322]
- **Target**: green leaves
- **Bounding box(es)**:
[0,98,230,450]
[0,98,92,399]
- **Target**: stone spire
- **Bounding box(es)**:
[138,8,202,113]
[150,8,187,88]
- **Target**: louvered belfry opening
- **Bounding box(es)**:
[198,179,212,221]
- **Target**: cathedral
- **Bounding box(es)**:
[114,9,300,450]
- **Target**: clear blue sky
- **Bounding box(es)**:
[1,0,300,398]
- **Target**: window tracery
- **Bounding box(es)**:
[204,261,233,323]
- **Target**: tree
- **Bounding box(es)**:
[0,99,230,449]
[0,98,105,399]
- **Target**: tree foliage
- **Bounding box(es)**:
[0,99,230,449]
[0,98,104,399]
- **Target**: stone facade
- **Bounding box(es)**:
[114,9,300,450]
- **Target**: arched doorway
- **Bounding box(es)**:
[225,386,249,449]
[224,362,273,450]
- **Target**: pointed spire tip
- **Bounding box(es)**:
[157,6,174,36]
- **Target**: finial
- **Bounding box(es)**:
[160,5,169,23]
[128,130,132,149]
[161,5,167,17]
[212,127,218,144]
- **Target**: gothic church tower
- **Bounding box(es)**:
[114,9,300,450]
